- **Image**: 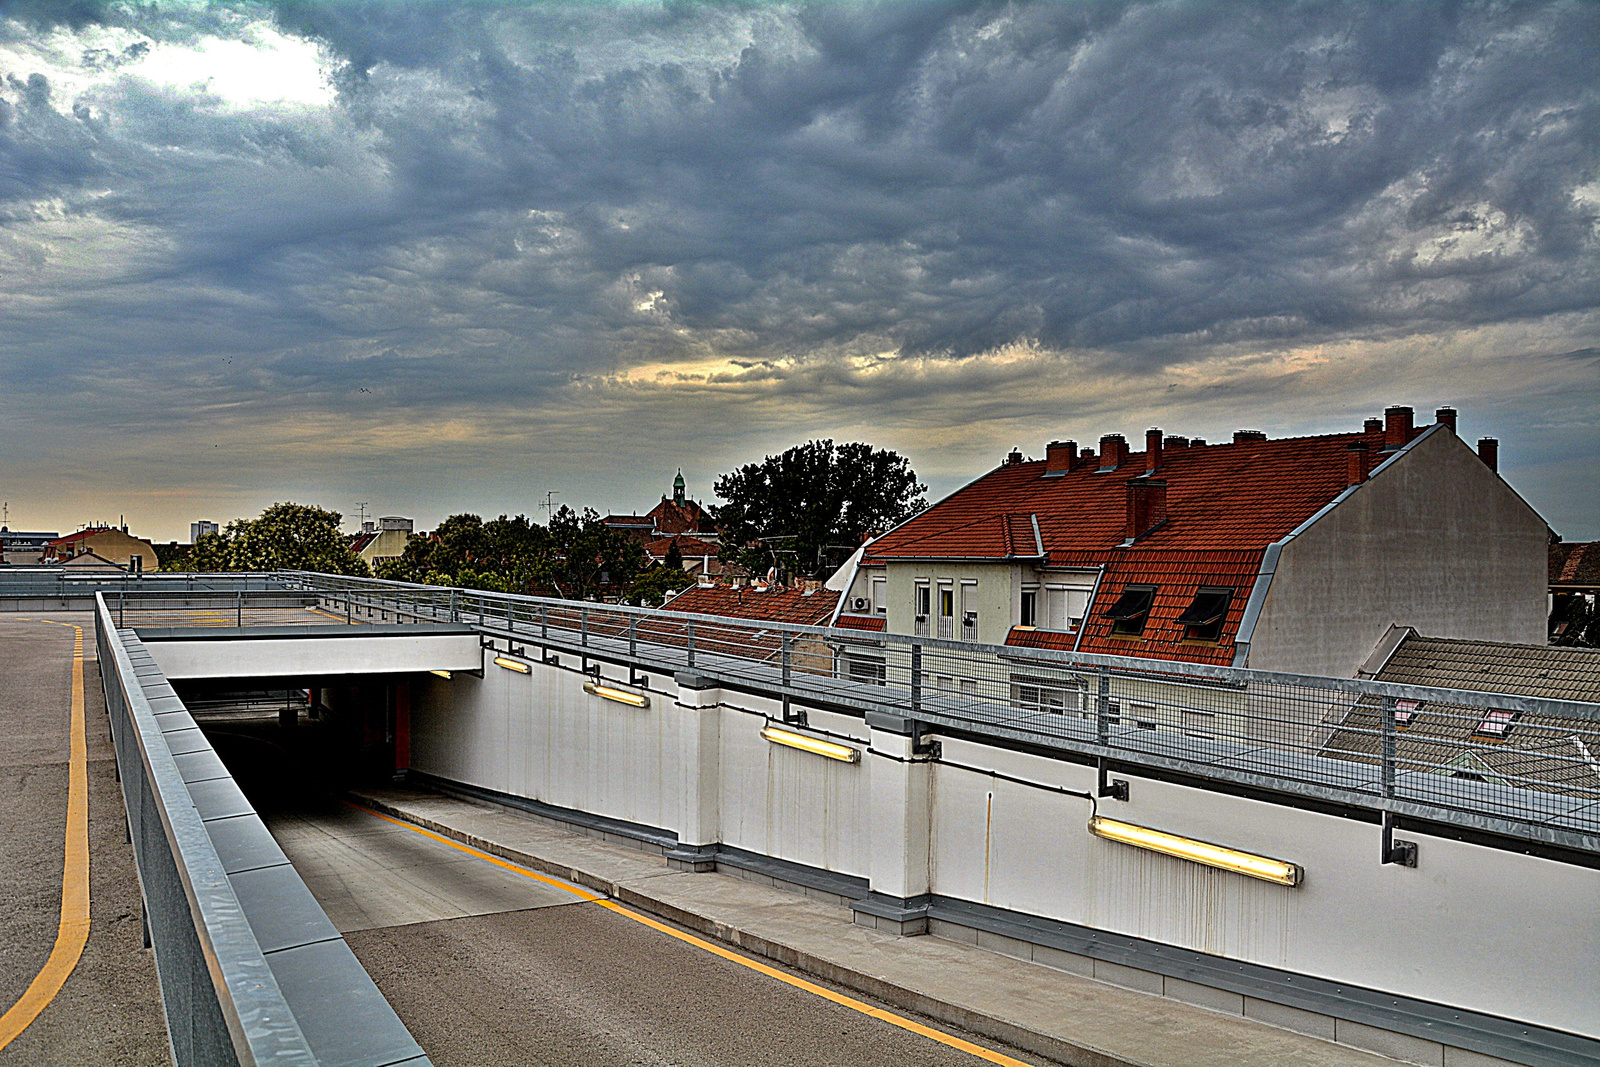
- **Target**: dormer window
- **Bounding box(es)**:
[1473,709,1518,742]
[1389,698,1422,729]
[1176,587,1232,642]
[1103,585,1157,637]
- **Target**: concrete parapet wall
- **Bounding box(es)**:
[409,646,1599,1059]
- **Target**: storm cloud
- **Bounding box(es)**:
[1,1,1595,538]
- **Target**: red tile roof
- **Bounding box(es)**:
[1550,542,1600,588]
[835,614,887,632]
[866,426,1417,664]
[645,535,721,558]
[665,584,840,627]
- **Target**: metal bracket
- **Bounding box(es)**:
[1382,811,1418,867]
[782,695,807,726]
[1098,757,1129,802]
[911,720,941,760]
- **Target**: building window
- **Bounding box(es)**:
[1020,586,1038,627]
[1176,587,1233,642]
[1473,708,1518,742]
[1389,698,1423,729]
[846,654,887,687]
[937,582,954,638]
[1181,710,1215,739]
[914,581,931,636]
[961,580,978,640]
[871,577,887,615]
[1103,585,1157,637]
[1044,585,1091,631]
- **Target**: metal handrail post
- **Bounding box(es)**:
[1381,704,1397,800]
[581,606,588,647]
[628,616,637,657]
[686,620,695,670]
[782,633,792,688]
[1097,666,1111,744]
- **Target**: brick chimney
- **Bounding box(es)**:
[1126,479,1167,540]
[1145,428,1163,472]
[1045,440,1077,476]
[1364,417,1383,433]
[1383,405,1413,451]
[1189,438,1206,447]
[1006,449,1023,466]
[1478,437,1499,473]
[1164,435,1189,451]
[1099,434,1128,471]
[1346,442,1369,486]
[1233,429,1266,444]
[1079,447,1096,465]
[1435,407,1457,433]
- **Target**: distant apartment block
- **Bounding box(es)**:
[191,520,220,542]
[0,525,60,565]
[352,516,413,565]
[42,526,160,573]
[835,406,1548,679]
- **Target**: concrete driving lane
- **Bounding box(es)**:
[0,614,167,1066]
[269,801,1048,1067]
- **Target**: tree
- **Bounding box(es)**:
[182,503,369,576]
[377,513,552,593]
[545,505,646,600]
[712,440,927,578]
[628,564,690,607]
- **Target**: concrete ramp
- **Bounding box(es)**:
[133,623,481,680]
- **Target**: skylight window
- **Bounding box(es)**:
[1176,587,1233,642]
[1473,708,1519,742]
[1103,585,1157,637]
[1389,698,1423,729]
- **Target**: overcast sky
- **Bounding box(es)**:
[2,0,1596,541]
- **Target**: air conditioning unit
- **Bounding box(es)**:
[851,596,870,612]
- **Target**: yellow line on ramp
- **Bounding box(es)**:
[0,622,91,1051]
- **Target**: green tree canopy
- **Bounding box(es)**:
[379,513,551,592]
[627,564,691,607]
[545,505,646,600]
[181,502,369,575]
[712,440,927,578]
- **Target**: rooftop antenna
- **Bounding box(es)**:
[539,491,560,519]
[355,502,369,528]
[2,502,7,526]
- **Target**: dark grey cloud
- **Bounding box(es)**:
[0,1,1595,539]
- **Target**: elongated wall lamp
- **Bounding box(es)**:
[583,680,650,708]
[760,725,860,764]
[1088,815,1302,887]
[493,655,531,674]
[429,669,452,680]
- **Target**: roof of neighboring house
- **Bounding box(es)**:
[1550,541,1600,589]
[1321,632,1600,798]
[47,528,118,547]
[645,535,721,558]
[665,583,840,627]
[350,532,379,554]
[60,550,126,571]
[834,613,886,632]
[647,497,718,536]
[864,423,1436,664]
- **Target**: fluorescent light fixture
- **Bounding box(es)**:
[760,725,860,764]
[493,655,531,674]
[429,669,452,680]
[1088,816,1302,887]
[583,680,650,708]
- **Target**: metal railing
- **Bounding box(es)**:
[97,595,318,1066]
[93,572,1600,854]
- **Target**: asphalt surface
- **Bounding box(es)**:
[228,752,1048,1066]
[0,613,168,1066]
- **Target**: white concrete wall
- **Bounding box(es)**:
[408,650,1598,1040]
[1248,428,1549,677]
[929,737,1598,1039]
[145,632,483,680]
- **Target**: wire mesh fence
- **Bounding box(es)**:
[85,571,1600,852]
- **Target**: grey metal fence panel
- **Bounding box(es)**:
[251,572,1600,853]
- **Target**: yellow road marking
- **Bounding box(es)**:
[343,800,1034,1066]
[0,623,91,1051]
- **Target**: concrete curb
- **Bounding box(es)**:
[348,789,1148,1067]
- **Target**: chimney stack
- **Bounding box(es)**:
[1079,447,1096,465]
[1233,429,1267,444]
[1478,437,1499,473]
[1364,417,1383,434]
[1126,479,1168,541]
[1164,435,1190,451]
[1346,442,1369,486]
[1045,440,1077,476]
[1383,405,1413,451]
[1006,449,1023,466]
[1145,428,1163,472]
[1435,407,1457,433]
[1099,434,1128,471]
[1189,438,1206,447]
